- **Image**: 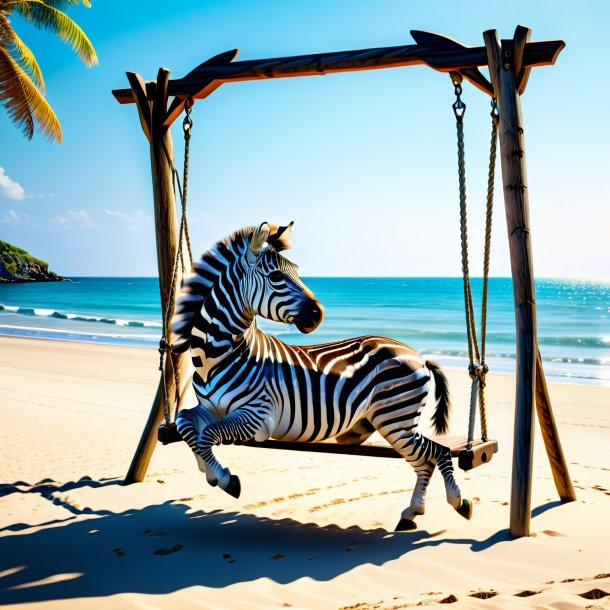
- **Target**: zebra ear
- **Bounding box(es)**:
[267,221,293,252]
[248,222,271,262]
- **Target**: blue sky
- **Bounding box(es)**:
[1,0,608,278]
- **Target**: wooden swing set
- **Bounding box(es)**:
[112,26,576,538]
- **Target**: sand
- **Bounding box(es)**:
[0,335,608,610]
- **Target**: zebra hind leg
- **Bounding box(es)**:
[335,418,375,445]
[436,443,473,520]
[376,426,471,529]
[395,461,435,531]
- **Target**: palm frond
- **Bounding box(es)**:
[0,17,46,91]
[36,1,92,8]
[10,0,97,66]
[0,45,62,141]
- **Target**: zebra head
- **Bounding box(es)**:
[244,222,324,333]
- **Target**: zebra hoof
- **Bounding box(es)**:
[225,475,241,499]
[457,499,473,520]
[395,518,417,531]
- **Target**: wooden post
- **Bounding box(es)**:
[123,68,190,484]
[485,29,537,536]
[535,351,576,501]
[485,28,574,536]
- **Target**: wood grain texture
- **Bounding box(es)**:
[513,26,533,95]
[126,72,151,142]
[112,35,565,104]
[158,422,495,459]
[123,69,190,485]
[535,351,576,501]
[487,32,538,538]
[410,30,493,96]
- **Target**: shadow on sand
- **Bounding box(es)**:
[0,477,516,605]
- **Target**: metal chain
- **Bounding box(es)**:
[452,75,498,448]
[159,99,195,426]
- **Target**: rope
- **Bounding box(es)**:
[452,75,498,449]
[478,99,499,442]
[158,100,195,426]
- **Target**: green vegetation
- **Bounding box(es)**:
[0,0,97,142]
[0,239,64,281]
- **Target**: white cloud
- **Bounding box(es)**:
[190,212,220,225]
[0,167,26,200]
[0,209,20,224]
[104,208,151,229]
[51,209,99,230]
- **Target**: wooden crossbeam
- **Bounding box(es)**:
[112,34,564,106]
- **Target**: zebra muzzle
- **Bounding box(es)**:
[294,300,324,334]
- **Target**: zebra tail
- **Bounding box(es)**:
[426,360,451,435]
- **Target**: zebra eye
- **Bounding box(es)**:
[268,270,284,283]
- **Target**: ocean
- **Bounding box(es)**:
[0,277,608,386]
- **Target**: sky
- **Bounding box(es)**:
[1,0,609,278]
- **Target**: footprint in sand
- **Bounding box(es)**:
[222,553,236,564]
[579,589,609,600]
[514,590,540,597]
[143,529,168,538]
[269,553,285,561]
[154,544,183,556]
[469,591,498,599]
[438,594,458,603]
[543,530,566,537]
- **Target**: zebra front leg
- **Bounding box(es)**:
[196,406,273,499]
[175,405,215,477]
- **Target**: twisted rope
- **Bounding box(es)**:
[453,77,497,448]
[478,100,499,441]
[158,100,195,426]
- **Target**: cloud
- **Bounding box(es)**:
[0,167,26,200]
[104,208,151,229]
[190,212,220,225]
[51,209,99,230]
[0,209,20,224]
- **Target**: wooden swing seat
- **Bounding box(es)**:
[158,422,497,469]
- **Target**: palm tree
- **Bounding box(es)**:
[0,0,97,143]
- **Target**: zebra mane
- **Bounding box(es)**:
[171,224,287,352]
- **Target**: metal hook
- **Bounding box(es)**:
[450,72,466,122]
[182,98,194,135]
[490,98,499,121]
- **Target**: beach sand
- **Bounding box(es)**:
[0,336,608,609]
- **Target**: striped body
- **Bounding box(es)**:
[171,223,469,528]
[192,330,430,444]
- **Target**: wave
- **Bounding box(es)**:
[0,324,160,341]
[263,325,609,350]
[0,304,162,328]
[421,349,609,367]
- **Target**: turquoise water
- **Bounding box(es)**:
[0,277,608,385]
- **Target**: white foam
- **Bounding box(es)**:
[0,324,160,340]
[33,308,55,316]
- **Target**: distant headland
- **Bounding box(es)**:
[0,240,67,282]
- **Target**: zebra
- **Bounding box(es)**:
[171,222,472,530]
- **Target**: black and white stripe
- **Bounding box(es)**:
[172,223,470,528]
